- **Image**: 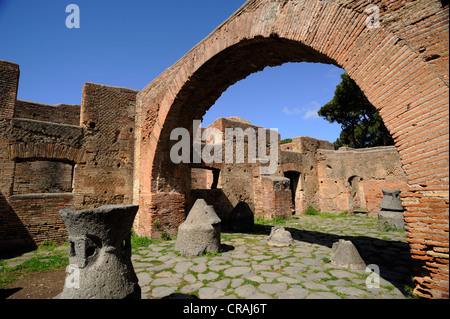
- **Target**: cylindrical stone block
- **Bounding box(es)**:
[56,204,141,299]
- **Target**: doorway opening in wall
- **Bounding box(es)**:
[284,171,300,215]
[348,175,367,214]
[191,167,220,190]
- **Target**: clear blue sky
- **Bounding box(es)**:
[0,0,344,142]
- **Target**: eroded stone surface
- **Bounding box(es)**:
[56,205,141,299]
[174,199,221,258]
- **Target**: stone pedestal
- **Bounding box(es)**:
[377,188,405,230]
[56,204,141,299]
[378,210,405,230]
[379,188,403,211]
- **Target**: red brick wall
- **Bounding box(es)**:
[73,82,138,209]
[1,194,72,254]
[0,59,84,253]
[0,60,19,120]
[191,168,214,189]
[0,140,15,202]
[134,192,186,240]
[0,142,81,254]
[363,179,409,216]
[316,146,408,215]
[9,194,71,242]
[402,183,449,298]
[254,176,291,220]
[13,160,73,194]
[14,100,80,126]
[0,68,140,253]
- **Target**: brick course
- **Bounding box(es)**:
[14,100,80,125]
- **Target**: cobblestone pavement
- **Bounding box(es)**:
[133,215,417,299]
[3,214,417,299]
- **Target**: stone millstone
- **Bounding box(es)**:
[267,226,293,247]
[330,239,366,270]
[56,204,141,299]
[380,188,403,211]
[175,199,221,258]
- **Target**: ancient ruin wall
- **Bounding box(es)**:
[0,60,19,120]
[14,100,80,126]
[281,136,335,213]
[189,120,408,222]
[316,146,408,215]
[0,60,82,253]
[1,0,448,298]
[0,60,138,255]
[73,83,138,210]
[192,117,291,221]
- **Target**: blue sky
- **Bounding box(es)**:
[0,0,344,142]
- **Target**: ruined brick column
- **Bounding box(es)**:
[56,205,141,299]
[0,60,19,119]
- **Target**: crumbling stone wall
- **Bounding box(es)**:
[188,118,408,225]
[9,194,72,248]
[281,137,335,213]
[13,160,73,194]
[73,83,138,209]
[191,167,215,190]
[187,117,291,223]
[0,60,19,120]
[256,175,292,219]
[316,146,408,215]
[14,100,80,125]
[0,60,138,256]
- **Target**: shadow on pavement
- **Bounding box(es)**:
[226,223,419,297]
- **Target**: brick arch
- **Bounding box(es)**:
[135,0,449,298]
[8,142,85,163]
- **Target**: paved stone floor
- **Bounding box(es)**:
[133,214,417,299]
[3,214,418,299]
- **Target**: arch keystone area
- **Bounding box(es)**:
[134,0,449,298]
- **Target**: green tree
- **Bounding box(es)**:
[318,73,394,149]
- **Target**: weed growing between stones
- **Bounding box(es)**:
[131,230,159,249]
[0,243,69,288]
[3,209,416,299]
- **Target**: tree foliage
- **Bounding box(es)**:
[318,73,394,149]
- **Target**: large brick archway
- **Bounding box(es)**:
[134,0,449,298]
